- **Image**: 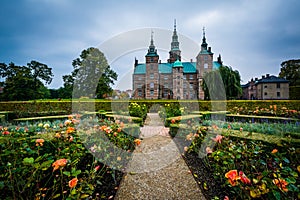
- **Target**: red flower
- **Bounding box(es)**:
[227,125,231,129]
[171,118,176,124]
[94,165,100,172]
[68,178,78,188]
[239,171,251,184]
[224,196,229,200]
[225,170,239,186]
[2,130,10,135]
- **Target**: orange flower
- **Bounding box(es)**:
[94,165,100,172]
[36,139,45,146]
[212,125,218,130]
[184,146,189,152]
[66,127,75,134]
[100,125,107,131]
[134,139,141,146]
[273,178,288,192]
[52,159,68,171]
[171,118,176,124]
[212,135,223,143]
[68,178,78,188]
[239,171,251,184]
[117,127,122,133]
[225,170,239,186]
[271,149,278,154]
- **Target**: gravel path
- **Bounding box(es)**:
[115,113,205,200]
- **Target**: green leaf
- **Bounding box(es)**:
[272,190,281,200]
[72,170,81,176]
[283,158,290,163]
[22,157,34,165]
[290,171,298,177]
[286,177,296,184]
[80,194,90,199]
[63,171,71,176]
[53,194,61,199]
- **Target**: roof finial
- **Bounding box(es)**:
[150,30,154,45]
[203,26,205,38]
[174,19,177,31]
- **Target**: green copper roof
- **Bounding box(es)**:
[213,61,221,69]
[159,63,172,73]
[133,61,220,74]
[134,64,146,74]
[173,60,183,67]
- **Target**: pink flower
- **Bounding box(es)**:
[206,147,213,154]
[239,171,251,184]
[240,127,243,132]
[224,196,229,200]
[227,125,231,129]
[212,135,223,143]
[94,165,100,172]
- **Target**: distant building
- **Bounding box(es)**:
[242,74,289,100]
[132,21,223,100]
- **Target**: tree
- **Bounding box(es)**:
[202,65,242,100]
[62,47,117,98]
[0,61,53,101]
[279,59,300,86]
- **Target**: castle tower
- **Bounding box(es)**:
[168,19,181,63]
[196,27,214,99]
[172,59,184,99]
[145,31,160,99]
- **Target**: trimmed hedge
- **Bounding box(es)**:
[1,100,300,120]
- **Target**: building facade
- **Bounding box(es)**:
[132,22,222,99]
[241,74,289,100]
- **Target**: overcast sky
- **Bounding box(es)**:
[1,0,300,90]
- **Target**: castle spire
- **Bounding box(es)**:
[146,30,159,58]
[168,19,181,63]
[201,26,208,51]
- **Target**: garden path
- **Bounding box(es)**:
[115,113,205,200]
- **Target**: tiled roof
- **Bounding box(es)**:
[256,75,289,84]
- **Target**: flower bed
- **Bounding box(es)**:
[172,124,300,199]
[0,115,140,199]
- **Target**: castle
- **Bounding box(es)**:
[132,21,223,99]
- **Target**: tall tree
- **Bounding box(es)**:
[0,61,52,101]
[63,47,117,98]
[279,59,300,86]
[202,65,242,100]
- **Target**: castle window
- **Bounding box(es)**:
[137,84,142,89]
[183,75,186,80]
[264,92,267,96]
[264,85,267,88]
[164,76,168,80]
[277,83,280,88]
[150,74,154,79]
[164,82,168,88]
[277,92,280,97]
[204,63,208,69]
[177,76,180,79]
[183,83,187,88]
[189,75,194,80]
[150,82,154,88]
[150,57,154,62]
[204,56,208,61]
[150,64,154,70]
[150,90,154,96]
[189,84,193,89]
[138,77,142,81]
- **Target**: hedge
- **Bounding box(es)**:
[1,100,300,120]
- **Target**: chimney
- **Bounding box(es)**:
[262,75,265,79]
[255,78,258,81]
[159,60,161,64]
[190,59,193,62]
[266,74,270,78]
[208,47,211,52]
[134,58,138,67]
[251,78,253,82]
